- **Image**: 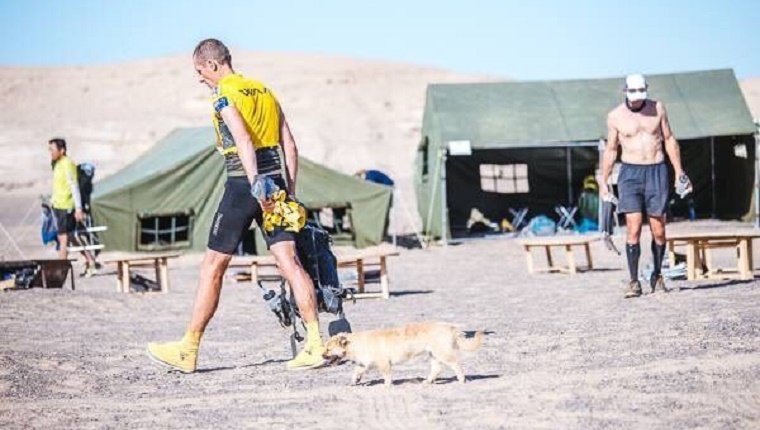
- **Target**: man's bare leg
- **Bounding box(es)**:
[146,249,231,373]
[57,234,68,260]
[67,233,97,276]
[189,249,232,331]
[270,241,325,370]
[270,241,318,323]
[624,213,644,298]
[60,233,95,275]
[648,215,668,292]
[80,250,95,266]
[648,215,666,245]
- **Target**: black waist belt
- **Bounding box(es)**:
[256,147,282,174]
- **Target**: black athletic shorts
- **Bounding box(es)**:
[617,162,670,216]
[207,175,297,255]
[53,208,77,234]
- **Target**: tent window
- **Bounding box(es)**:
[479,164,529,194]
[138,211,193,250]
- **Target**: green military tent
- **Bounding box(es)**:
[92,127,392,252]
[416,69,758,239]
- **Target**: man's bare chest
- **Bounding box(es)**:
[615,112,662,139]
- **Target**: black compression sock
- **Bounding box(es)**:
[626,243,641,281]
[652,241,666,277]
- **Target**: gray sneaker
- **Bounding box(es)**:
[625,280,642,298]
[81,264,99,278]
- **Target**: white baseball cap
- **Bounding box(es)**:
[624,74,648,102]
[625,74,647,90]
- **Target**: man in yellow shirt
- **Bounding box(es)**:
[147,39,326,372]
[48,138,98,276]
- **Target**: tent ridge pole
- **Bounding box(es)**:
[711,137,717,218]
[597,139,605,232]
[566,147,573,205]
[755,131,760,228]
[441,149,448,248]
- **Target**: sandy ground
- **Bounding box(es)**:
[2,201,759,429]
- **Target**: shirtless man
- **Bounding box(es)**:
[600,74,691,298]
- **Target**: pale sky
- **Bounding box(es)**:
[2,0,759,80]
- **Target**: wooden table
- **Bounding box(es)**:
[666,231,760,281]
[100,252,181,293]
[516,235,600,275]
[230,246,400,299]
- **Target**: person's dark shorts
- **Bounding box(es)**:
[617,162,670,216]
[52,208,77,234]
[207,175,297,255]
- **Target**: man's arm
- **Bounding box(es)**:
[659,102,685,178]
[65,167,84,221]
[279,109,298,196]
[599,113,620,195]
[219,104,258,183]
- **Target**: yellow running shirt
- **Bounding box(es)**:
[51,155,78,210]
[211,73,281,176]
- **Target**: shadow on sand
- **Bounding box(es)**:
[361,374,501,387]
[196,358,289,373]
[677,278,756,292]
[389,290,434,297]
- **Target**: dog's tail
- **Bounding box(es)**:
[455,331,483,352]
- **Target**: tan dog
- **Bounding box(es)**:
[323,322,483,386]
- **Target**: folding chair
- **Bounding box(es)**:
[508,207,529,231]
[555,205,578,230]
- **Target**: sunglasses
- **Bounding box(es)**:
[626,88,647,93]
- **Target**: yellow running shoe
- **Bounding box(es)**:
[286,344,327,371]
[146,333,200,373]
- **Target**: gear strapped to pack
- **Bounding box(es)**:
[256,224,351,356]
[262,191,306,234]
[251,174,307,235]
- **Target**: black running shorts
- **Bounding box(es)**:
[53,208,77,234]
[207,175,296,255]
[617,162,670,216]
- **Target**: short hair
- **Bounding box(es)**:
[193,39,232,66]
[49,138,67,152]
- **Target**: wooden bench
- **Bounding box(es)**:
[0,259,76,290]
[100,252,181,293]
[517,235,600,274]
[666,231,760,281]
[229,246,400,299]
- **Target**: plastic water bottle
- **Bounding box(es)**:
[675,174,692,198]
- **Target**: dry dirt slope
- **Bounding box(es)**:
[0,51,490,234]
[1,53,757,233]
